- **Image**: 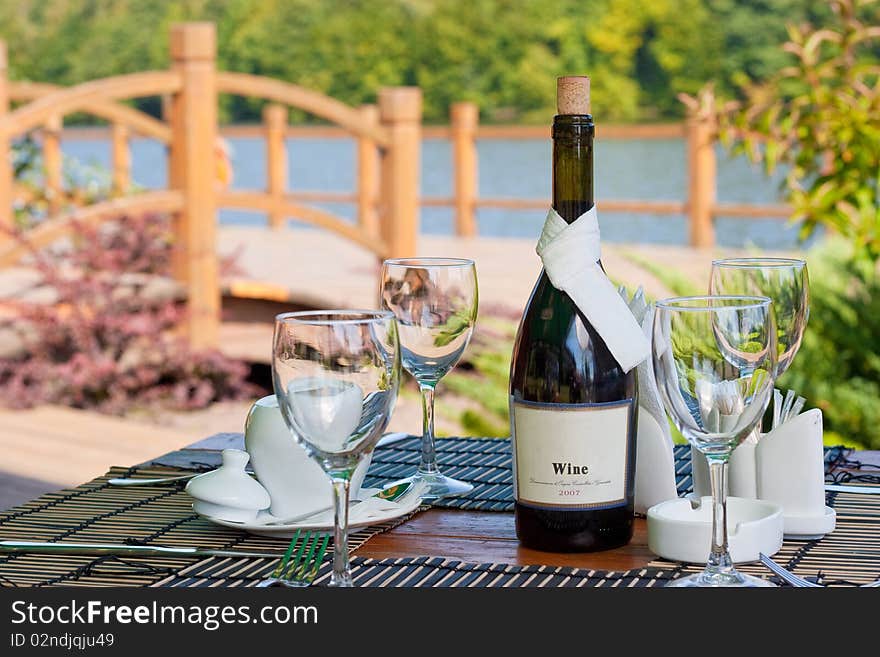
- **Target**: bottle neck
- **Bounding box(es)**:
[552,115,594,225]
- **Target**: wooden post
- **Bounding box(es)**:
[686,112,716,248]
[378,87,421,259]
[168,22,219,348]
[43,114,63,215]
[0,40,10,238]
[111,122,130,194]
[451,101,478,237]
[357,104,379,236]
[263,103,287,229]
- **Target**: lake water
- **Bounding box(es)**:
[61,135,807,249]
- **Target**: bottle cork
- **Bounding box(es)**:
[556,76,590,115]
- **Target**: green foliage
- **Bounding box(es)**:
[0,0,834,123]
[621,245,879,448]
[442,315,515,437]
[618,250,702,297]
[779,239,880,449]
[717,0,880,262]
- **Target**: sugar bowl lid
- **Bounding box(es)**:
[185,449,271,511]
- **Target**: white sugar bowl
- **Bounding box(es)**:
[186,449,271,522]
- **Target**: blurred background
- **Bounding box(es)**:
[0,0,877,507]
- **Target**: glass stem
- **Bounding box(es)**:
[330,477,353,587]
[418,383,439,475]
[706,456,734,576]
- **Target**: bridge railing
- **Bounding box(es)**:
[0,23,422,348]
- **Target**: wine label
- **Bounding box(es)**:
[511,397,633,510]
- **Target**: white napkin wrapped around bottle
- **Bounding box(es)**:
[537,206,650,373]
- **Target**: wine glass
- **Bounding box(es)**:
[709,257,809,376]
[380,257,478,500]
[706,258,810,496]
[272,310,400,587]
[652,295,777,587]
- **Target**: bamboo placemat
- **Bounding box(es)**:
[151,486,879,588]
[0,466,421,588]
[2,439,876,587]
[649,487,880,586]
[364,439,863,511]
[149,435,870,512]
[365,439,696,511]
[154,556,682,588]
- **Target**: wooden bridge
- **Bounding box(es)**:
[0,22,792,351]
[0,22,420,350]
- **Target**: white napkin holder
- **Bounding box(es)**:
[756,409,835,539]
[244,395,371,518]
[690,406,835,539]
[647,496,783,563]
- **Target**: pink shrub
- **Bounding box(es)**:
[0,213,257,413]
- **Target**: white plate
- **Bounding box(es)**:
[196,494,423,538]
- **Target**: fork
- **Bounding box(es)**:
[759,553,880,588]
[257,530,330,587]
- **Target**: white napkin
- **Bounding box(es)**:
[537,206,650,373]
[624,290,678,514]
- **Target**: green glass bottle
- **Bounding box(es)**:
[510,76,638,552]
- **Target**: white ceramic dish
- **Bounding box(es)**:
[647,496,784,564]
[783,505,836,540]
[196,493,423,538]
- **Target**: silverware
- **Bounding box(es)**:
[0,540,286,560]
[257,530,329,588]
[108,473,198,486]
[825,483,880,495]
[760,553,880,588]
[107,432,412,487]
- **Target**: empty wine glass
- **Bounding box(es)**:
[380,258,478,500]
[653,295,777,587]
[272,310,400,587]
[705,258,810,497]
[710,257,809,376]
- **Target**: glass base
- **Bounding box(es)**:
[666,568,776,588]
[392,471,473,501]
[328,574,353,587]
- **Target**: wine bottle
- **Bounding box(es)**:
[510,76,638,552]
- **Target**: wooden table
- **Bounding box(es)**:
[354,509,653,570]
[357,448,880,570]
[145,433,878,573]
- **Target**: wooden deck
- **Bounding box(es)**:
[215,227,801,363]
[0,405,204,509]
[0,227,802,364]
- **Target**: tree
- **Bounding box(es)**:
[716,0,880,261]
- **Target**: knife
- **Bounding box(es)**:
[825,483,880,495]
[0,541,286,560]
